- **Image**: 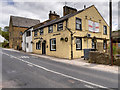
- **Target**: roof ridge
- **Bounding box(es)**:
[11,15,40,21]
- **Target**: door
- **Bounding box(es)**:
[42,43,46,54]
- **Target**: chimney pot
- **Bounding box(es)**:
[84,5,86,9]
[50,10,52,14]
[53,11,56,14]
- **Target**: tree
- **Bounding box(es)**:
[3,26,9,32]
[0,26,9,41]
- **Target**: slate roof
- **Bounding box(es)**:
[11,16,40,28]
[33,5,94,31]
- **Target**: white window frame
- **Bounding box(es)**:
[76,18,82,30]
[50,38,56,51]
[48,25,53,33]
[76,37,82,50]
[40,28,43,35]
[103,25,107,35]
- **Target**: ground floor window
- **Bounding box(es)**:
[103,40,107,49]
[76,37,82,50]
[50,38,56,51]
[26,43,29,48]
[118,43,120,47]
[92,39,96,49]
[36,42,41,50]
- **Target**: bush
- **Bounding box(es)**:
[112,45,117,55]
[117,48,120,54]
[113,59,120,66]
[2,41,9,48]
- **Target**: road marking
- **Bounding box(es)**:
[19,56,29,59]
[84,84,94,88]
[3,52,108,89]
[27,63,33,67]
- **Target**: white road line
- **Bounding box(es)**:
[27,63,33,67]
[3,52,108,89]
[84,84,94,88]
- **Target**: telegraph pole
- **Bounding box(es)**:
[109,0,113,65]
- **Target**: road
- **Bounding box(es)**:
[0,48,119,89]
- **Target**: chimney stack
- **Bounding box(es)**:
[63,6,77,16]
[49,11,60,20]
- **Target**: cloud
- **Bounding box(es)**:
[0,0,119,31]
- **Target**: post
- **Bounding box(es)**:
[71,33,73,59]
[109,0,113,65]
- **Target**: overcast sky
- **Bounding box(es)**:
[0,0,119,31]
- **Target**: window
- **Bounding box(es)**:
[57,22,63,31]
[34,30,37,36]
[103,25,107,35]
[20,31,23,35]
[118,43,120,47]
[50,38,56,51]
[103,40,107,49]
[76,37,82,50]
[40,28,44,35]
[26,43,29,48]
[26,31,31,37]
[92,39,96,49]
[48,25,53,33]
[76,18,82,30]
[36,42,41,50]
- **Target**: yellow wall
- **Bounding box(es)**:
[32,5,110,59]
[33,21,71,59]
[68,5,110,58]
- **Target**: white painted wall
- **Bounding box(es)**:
[22,28,33,52]
[26,28,33,52]
[22,32,26,51]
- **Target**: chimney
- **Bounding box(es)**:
[49,11,60,20]
[84,5,86,9]
[63,6,77,16]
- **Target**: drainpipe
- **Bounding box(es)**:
[65,26,74,59]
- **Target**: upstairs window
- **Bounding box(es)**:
[26,31,31,37]
[40,28,44,35]
[50,38,56,51]
[76,18,82,30]
[57,22,63,31]
[48,25,53,33]
[34,30,37,37]
[76,37,82,50]
[103,25,107,35]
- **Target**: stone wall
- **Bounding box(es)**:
[89,51,120,66]
[89,51,110,65]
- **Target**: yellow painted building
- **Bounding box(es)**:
[32,5,109,59]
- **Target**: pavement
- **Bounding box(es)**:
[1,48,119,88]
[30,53,119,74]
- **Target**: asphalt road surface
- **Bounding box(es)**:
[0,48,119,89]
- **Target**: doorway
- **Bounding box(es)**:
[42,42,46,54]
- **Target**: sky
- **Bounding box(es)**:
[0,0,120,31]
[0,35,5,42]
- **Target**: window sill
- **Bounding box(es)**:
[50,50,56,51]
[76,49,82,50]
